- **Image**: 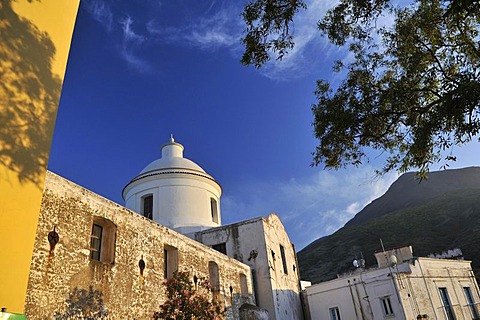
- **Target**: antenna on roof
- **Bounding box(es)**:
[380,238,389,266]
[353,252,366,269]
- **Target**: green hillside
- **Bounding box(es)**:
[346,167,480,226]
[298,188,480,284]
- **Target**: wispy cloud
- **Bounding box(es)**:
[121,17,145,44]
[81,0,357,79]
[146,7,242,52]
[185,9,241,50]
[222,167,398,249]
[258,0,400,81]
[82,0,154,72]
[119,17,151,73]
[258,0,341,80]
[84,0,114,31]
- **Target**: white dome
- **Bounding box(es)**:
[139,138,206,174]
[140,157,205,174]
[122,136,222,235]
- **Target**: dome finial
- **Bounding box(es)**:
[170,134,174,143]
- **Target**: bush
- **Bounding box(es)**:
[154,271,224,320]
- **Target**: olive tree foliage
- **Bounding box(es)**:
[241,0,480,175]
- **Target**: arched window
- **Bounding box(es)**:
[164,244,178,278]
[210,198,219,223]
[90,217,116,264]
[142,194,153,220]
[208,261,220,292]
[239,273,248,295]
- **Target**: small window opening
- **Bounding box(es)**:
[464,287,479,319]
[240,273,248,295]
[142,194,153,220]
[164,245,178,278]
[90,224,103,261]
[210,198,219,223]
[212,243,227,255]
[381,296,394,316]
[89,217,116,264]
[209,261,220,292]
[280,245,288,274]
[439,287,455,320]
[329,307,341,320]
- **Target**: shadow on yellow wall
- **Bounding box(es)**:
[0,0,61,187]
[0,0,78,314]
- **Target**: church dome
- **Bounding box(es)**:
[122,136,222,236]
[140,157,205,174]
[139,139,205,174]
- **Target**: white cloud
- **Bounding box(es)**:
[142,0,338,80]
[258,0,400,81]
[85,0,114,31]
[81,0,343,79]
[222,166,398,249]
[185,11,241,49]
[346,202,361,214]
[147,8,242,51]
[119,17,152,73]
[82,1,154,72]
[258,0,341,80]
[121,17,146,44]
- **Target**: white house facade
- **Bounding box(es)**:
[304,246,480,320]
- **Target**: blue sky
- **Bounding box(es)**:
[48,0,480,250]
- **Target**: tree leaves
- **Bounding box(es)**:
[241,0,480,174]
[241,0,306,68]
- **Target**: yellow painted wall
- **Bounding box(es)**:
[0,0,79,314]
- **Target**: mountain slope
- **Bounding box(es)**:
[298,168,480,284]
[346,167,480,227]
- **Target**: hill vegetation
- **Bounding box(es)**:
[298,167,480,284]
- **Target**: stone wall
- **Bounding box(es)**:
[25,171,254,319]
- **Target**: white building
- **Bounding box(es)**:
[304,246,480,320]
[123,137,304,319]
[196,215,305,320]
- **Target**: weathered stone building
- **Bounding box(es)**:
[25,138,304,319]
[25,171,254,319]
[196,215,304,320]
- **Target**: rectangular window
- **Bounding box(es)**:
[89,217,116,264]
[90,224,103,261]
[464,287,479,319]
[143,195,153,220]
[280,245,288,274]
[381,297,394,316]
[164,245,178,278]
[329,307,341,320]
[439,287,456,320]
[210,198,218,223]
[240,273,248,295]
[212,243,227,255]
